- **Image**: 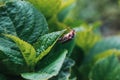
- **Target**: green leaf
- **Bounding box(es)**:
[0,45,23,64]
[79,37,120,79]
[0,0,48,43]
[21,50,68,80]
[58,0,75,22]
[34,30,65,63]
[79,37,120,78]
[93,49,120,63]
[84,49,120,76]
[89,55,120,80]
[0,38,28,74]
[48,15,67,32]
[75,26,101,53]
[50,58,75,80]
[54,39,75,57]
[0,0,48,74]
[79,49,120,80]
[4,34,36,68]
[90,36,120,54]
[84,36,120,64]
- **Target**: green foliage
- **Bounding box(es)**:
[34,30,65,63]
[0,74,6,80]
[27,0,61,18]
[74,0,120,22]
[47,15,66,32]
[50,58,75,80]
[89,55,120,80]
[1,0,120,80]
[26,0,69,32]
[93,49,120,62]
[75,24,101,53]
[0,1,68,79]
[21,50,67,80]
[0,0,48,43]
[0,38,28,74]
[1,30,65,74]
[79,36,120,80]
[0,0,15,3]
[58,0,76,22]
[85,36,120,63]
[0,0,48,74]
[4,34,36,68]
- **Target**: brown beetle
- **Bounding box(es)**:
[58,30,75,43]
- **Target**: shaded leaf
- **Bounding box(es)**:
[4,34,36,68]
[79,37,120,78]
[0,38,28,74]
[50,58,75,80]
[89,55,120,80]
[79,49,120,80]
[21,50,67,80]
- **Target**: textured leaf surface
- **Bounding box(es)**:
[0,38,28,74]
[89,55,120,80]
[5,34,36,67]
[21,50,67,80]
[0,0,48,43]
[50,58,75,80]
[0,0,48,74]
[34,30,65,63]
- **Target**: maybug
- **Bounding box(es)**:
[58,29,75,43]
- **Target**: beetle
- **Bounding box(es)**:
[58,29,75,43]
